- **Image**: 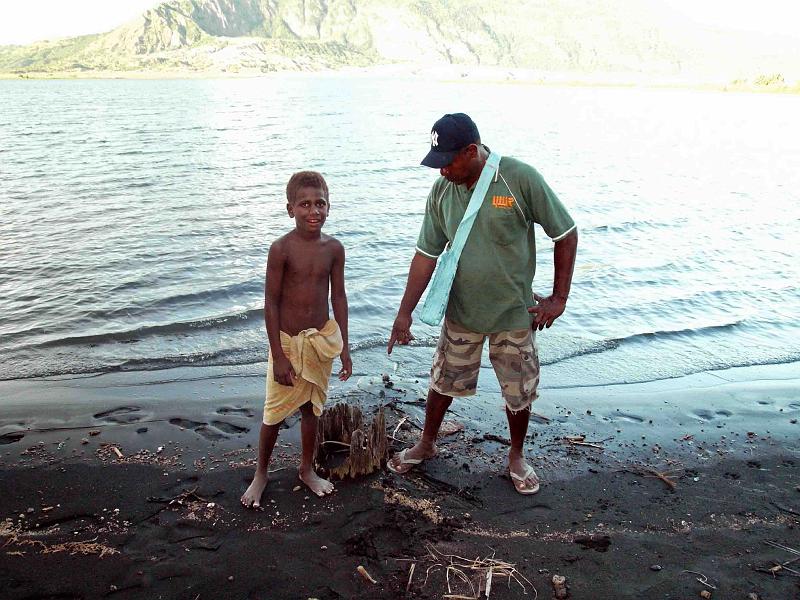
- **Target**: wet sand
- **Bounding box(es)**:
[1,362,799,599]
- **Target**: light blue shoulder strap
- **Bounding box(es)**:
[418,152,502,326]
[447,151,501,257]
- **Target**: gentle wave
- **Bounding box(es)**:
[583,220,684,234]
[2,318,798,382]
[0,315,755,377]
[0,348,264,381]
[6,332,799,384]
[607,320,746,345]
[118,281,262,312]
[0,281,262,346]
[33,309,263,349]
[2,332,618,380]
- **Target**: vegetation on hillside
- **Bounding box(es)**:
[0,0,796,90]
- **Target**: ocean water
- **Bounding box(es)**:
[1,76,799,392]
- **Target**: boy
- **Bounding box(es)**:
[241,171,352,508]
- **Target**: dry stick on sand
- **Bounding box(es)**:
[542,435,607,450]
[642,468,680,490]
[766,540,800,556]
[621,466,681,490]
[682,570,717,590]
[761,541,800,577]
[408,543,536,599]
[562,435,605,450]
[482,433,511,446]
[392,417,409,440]
[770,501,800,517]
[140,487,210,522]
[406,563,416,592]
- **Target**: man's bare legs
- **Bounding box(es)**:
[387,388,452,473]
[241,421,281,508]
[298,401,334,497]
[506,406,539,493]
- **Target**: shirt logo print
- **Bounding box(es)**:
[492,195,514,209]
[431,130,439,147]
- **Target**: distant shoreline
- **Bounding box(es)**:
[2,64,799,95]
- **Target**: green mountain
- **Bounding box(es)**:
[1,0,797,85]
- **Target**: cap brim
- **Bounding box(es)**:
[420,149,458,168]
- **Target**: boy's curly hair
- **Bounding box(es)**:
[286,171,329,203]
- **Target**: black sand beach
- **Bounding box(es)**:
[1,363,799,599]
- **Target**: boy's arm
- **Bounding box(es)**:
[330,240,351,381]
[265,242,296,386]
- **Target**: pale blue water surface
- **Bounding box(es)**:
[1,76,799,391]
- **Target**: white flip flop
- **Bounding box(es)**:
[510,464,540,495]
[386,449,424,474]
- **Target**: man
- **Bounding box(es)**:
[386,113,578,494]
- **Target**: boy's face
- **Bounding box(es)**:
[287,186,329,233]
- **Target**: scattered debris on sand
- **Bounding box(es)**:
[400,542,536,599]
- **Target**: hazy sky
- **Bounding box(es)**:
[0,1,162,44]
[1,0,799,45]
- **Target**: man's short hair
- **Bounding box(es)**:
[286,171,329,203]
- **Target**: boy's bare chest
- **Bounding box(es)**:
[284,251,333,280]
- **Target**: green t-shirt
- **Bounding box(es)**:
[416,155,576,333]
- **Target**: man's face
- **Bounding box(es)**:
[287,186,329,233]
[439,145,478,186]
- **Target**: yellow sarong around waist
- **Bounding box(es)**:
[264,320,343,426]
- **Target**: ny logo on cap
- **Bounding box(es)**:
[430,130,439,147]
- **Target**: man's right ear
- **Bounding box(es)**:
[286,203,294,217]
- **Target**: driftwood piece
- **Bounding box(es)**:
[314,403,388,479]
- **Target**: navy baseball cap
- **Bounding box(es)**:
[420,113,480,168]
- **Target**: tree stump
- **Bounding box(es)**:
[314,402,387,479]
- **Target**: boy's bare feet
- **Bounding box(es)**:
[241,471,268,508]
[386,442,438,474]
[299,468,334,497]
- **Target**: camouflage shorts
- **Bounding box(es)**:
[430,318,540,412]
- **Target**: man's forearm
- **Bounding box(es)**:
[552,229,578,300]
[398,252,437,316]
